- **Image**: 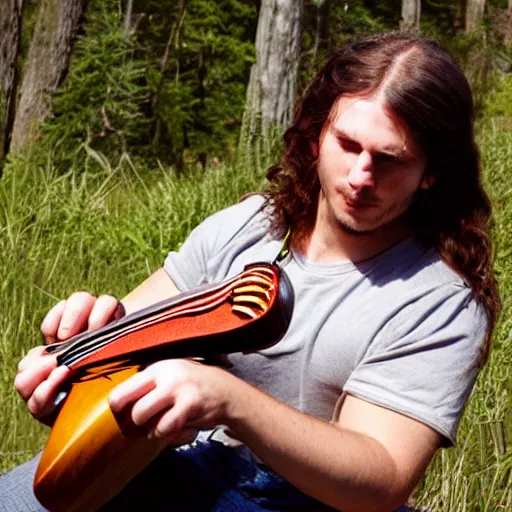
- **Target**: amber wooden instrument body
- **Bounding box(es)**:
[33,262,293,512]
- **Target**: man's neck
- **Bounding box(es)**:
[303,204,413,264]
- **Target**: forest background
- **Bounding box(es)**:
[0,1,511,511]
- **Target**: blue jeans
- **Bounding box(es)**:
[0,439,414,511]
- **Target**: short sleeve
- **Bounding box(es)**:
[163,195,266,291]
[343,283,487,445]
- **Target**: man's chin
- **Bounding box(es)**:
[337,219,373,236]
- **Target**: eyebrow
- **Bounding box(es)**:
[330,126,409,158]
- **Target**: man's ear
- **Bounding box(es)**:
[420,173,436,190]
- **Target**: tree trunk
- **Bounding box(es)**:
[400,0,421,30]
[453,0,466,31]
[0,0,23,168]
[312,0,328,64]
[11,0,89,151]
[505,0,512,45]
[245,0,304,137]
[465,0,486,32]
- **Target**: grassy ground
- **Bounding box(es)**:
[0,149,268,472]
[413,120,512,511]
[0,121,510,510]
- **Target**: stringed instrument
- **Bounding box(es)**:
[33,262,293,512]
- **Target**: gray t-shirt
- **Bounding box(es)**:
[164,195,487,445]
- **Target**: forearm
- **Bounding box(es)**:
[121,268,180,314]
[224,378,406,512]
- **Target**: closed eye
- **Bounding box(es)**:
[373,153,406,166]
[338,138,361,154]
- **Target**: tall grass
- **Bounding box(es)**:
[413,119,512,511]
[0,147,268,471]
[0,121,510,510]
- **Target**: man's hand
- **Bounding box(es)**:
[14,292,123,424]
[14,268,180,426]
[39,292,124,345]
[14,346,67,424]
[108,359,233,442]
[107,358,440,511]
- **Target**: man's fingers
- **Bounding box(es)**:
[40,300,67,344]
[112,301,126,321]
[26,366,70,417]
[57,292,96,340]
[17,346,46,372]
[14,355,57,401]
[27,379,54,416]
[47,364,71,389]
[130,387,175,427]
[108,372,156,413]
[41,293,122,344]
[151,385,199,439]
[164,427,198,447]
[88,295,122,331]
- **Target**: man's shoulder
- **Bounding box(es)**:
[202,193,270,248]
[368,238,467,293]
[378,241,484,337]
[163,194,274,290]
[416,247,468,289]
[205,194,267,227]
[366,240,481,331]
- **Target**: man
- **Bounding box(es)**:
[2,33,499,511]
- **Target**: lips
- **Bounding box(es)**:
[343,194,377,209]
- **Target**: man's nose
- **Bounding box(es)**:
[347,151,374,190]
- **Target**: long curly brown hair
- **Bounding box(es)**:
[265,32,500,363]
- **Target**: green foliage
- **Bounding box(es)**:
[300,1,392,90]
[420,0,462,36]
[146,0,257,167]
[39,0,149,168]
[17,0,512,174]
[483,71,512,119]
[36,0,257,171]
[437,31,499,113]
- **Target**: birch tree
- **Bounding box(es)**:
[401,0,421,30]
[11,0,89,151]
[0,0,23,167]
[465,0,486,32]
[244,0,304,138]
